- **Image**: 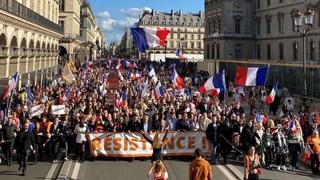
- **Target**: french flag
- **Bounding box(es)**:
[266,82,278,104]
[199,70,226,94]
[3,72,18,99]
[175,49,185,60]
[131,27,170,53]
[172,68,184,89]
[130,72,141,81]
[155,81,165,98]
[235,66,268,86]
[118,91,127,107]
[289,118,297,132]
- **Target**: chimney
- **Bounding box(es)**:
[199,11,202,18]
[151,9,154,16]
[171,10,174,16]
[179,10,182,17]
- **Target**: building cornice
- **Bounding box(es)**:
[0,10,62,39]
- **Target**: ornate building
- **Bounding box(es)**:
[58,0,105,66]
[204,0,320,61]
[139,9,205,61]
[0,0,62,90]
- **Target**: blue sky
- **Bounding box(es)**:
[89,0,203,45]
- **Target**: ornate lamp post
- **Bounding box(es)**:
[293,8,315,109]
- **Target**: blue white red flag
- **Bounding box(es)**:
[131,27,170,53]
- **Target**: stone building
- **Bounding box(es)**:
[204,0,320,62]
[58,0,104,65]
[139,9,205,61]
[0,0,62,90]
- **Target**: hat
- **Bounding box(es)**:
[194,148,203,156]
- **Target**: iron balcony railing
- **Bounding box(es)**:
[0,0,63,34]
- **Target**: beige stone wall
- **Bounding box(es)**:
[0,4,61,89]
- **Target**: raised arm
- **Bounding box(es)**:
[162,129,168,143]
[140,130,153,144]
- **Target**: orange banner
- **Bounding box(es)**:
[88,132,209,157]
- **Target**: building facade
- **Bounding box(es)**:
[139,10,205,61]
[204,0,320,62]
[0,0,62,90]
[58,0,104,65]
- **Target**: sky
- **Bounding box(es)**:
[89,0,204,45]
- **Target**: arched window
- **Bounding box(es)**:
[211,44,215,59]
[257,44,261,59]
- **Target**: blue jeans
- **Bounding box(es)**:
[208,140,217,163]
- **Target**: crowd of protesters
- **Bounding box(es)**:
[0,58,319,178]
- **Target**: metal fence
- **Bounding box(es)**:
[216,60,320,99]
[0,0,63,34]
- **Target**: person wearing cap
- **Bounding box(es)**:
[189,148,212,180]
[307,130,320,174]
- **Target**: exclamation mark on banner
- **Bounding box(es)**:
[202,137,207,150]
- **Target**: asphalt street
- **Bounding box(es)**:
[0,157,319,180]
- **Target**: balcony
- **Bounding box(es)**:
[0,0,63,34]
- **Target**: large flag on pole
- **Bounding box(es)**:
[199,70,226,94]
[235,66,268,86]
[62,63,76,83]
[3,72,18,99]
[131,27,170,53]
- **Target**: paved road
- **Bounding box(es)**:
[0,158,318,180]
[0,161,62,180]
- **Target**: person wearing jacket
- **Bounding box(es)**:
[0,118,16,166]
[206,115,218,164]
[189,148,212,180]
[14,122,36,176]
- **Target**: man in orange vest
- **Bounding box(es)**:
[307,130,320,174]
[189,148,212,180]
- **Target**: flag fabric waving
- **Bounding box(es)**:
[26,87,34,103]
[148,66,158,83]
[3,72,19,99]
[171,67,184,89]
[235,66,268,86]
[131,27,170,53]
[199,70,226,94]
[62,64,76,83]
[155,81,165,98]
[266,82,278,104]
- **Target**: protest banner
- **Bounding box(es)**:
[88,131,209,157]
[30,104,45,117]
[107,71,120,90]
[51,105,66,115]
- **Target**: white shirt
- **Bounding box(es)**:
[74,124,87,143]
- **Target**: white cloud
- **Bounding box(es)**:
[96,11,111,18]
[96,7,151,44]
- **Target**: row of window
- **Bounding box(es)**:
[257,41,319,60]
[141,21,204,27]
[256,0,284,9]
[147,16,202,22]
[206,44,220,59]
[166,41,202,49]
[206,19,222,34]
[169,34,202,40]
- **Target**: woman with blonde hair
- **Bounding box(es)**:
[148,160,168,180]
[141,130,168,162]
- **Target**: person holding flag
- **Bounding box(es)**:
[287,115,304,171]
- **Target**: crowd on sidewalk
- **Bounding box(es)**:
[0,59,319,178]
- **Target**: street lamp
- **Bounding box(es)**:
[293,8,315,110]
